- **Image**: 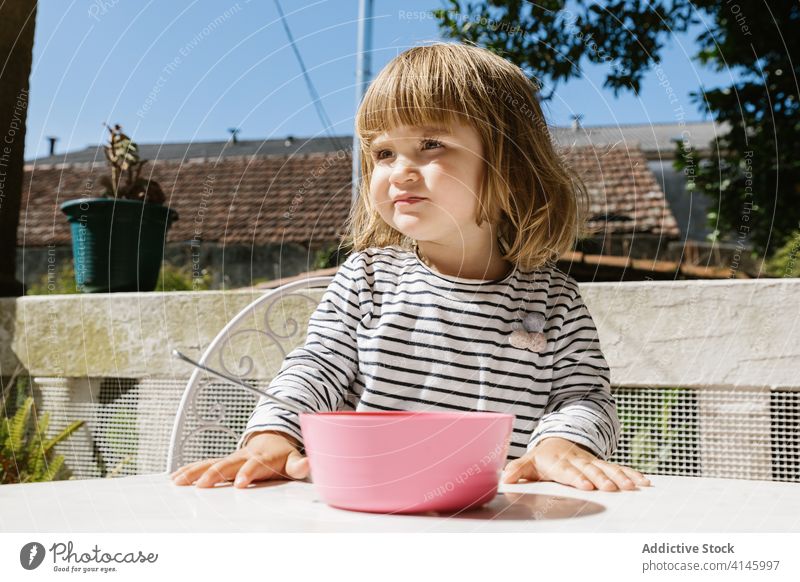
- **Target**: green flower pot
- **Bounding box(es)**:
[60,198,179,293]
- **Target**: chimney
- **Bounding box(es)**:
[47,136,58,156]
[571,114,584,131]
[228,128,240,144]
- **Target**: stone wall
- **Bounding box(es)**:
[3,278,798,387]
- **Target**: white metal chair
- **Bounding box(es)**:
[166,276,333,472]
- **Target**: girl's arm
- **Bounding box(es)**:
[528,282,620,460]
[236,252,370,453]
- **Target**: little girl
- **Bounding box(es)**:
[173,42,650,493]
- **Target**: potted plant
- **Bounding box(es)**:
[60,124,179,292]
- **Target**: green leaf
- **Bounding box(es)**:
[42,455,66,482]
[6,398,33,455]
[43,420,85,453]
[37,411,51,438]
[1,388,85,484]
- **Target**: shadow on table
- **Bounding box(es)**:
[237,479,604,520]
[421,492,605,521]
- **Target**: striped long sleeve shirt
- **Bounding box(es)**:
[238,245,620,461]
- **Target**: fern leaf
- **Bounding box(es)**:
[28,449,46,480]
[7,398,33,455]
[42,455,65,482]
[0,415,9,446]
[37,411,51,438]
[43,420,85,453]
[24,426,47,480]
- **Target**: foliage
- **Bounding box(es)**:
[617,387,694,474]
[629,389,686,473]
[765,229,800,277]
[26,262,212,295]
[671,0,800,255]
[26,263,79,295]
[434,0,694,98]
[156,263,212,291]
[435,0,800,258]
[98,123,166,204]
[1,369,84,484]
[312,243,351,270]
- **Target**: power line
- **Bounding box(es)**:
[273,0,348,152]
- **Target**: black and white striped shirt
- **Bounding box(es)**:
[239,245,620,461]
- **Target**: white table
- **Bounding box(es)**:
[1,472,798,532]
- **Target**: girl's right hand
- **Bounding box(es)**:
[170,431,309,488]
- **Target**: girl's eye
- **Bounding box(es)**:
[373,139,443,161]
[422,139,443,150]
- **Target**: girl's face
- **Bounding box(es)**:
[368,121,487,247]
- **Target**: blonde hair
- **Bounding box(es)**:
[342,42,591,270]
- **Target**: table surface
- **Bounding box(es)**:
[2,472,798,532]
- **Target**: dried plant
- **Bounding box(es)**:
[98,123,166,204]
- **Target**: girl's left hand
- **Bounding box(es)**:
[501,436,652,491]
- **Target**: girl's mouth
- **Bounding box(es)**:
[395,198,426,206]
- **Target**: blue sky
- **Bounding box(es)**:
[25,0,733,160]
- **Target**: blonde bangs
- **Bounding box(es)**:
[356,48,476,145]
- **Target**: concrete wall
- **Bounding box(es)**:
[2,278,798,389]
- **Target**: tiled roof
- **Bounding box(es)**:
[27,122,723,165]
[19,144,678,248]
[550,121,729,156]
[569,143,680,237]
[27,135,351,166]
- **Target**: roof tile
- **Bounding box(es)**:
[19,144,679,247]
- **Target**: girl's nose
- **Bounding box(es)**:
[390,161,420,185]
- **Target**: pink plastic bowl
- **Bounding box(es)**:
[298,410,514,514]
